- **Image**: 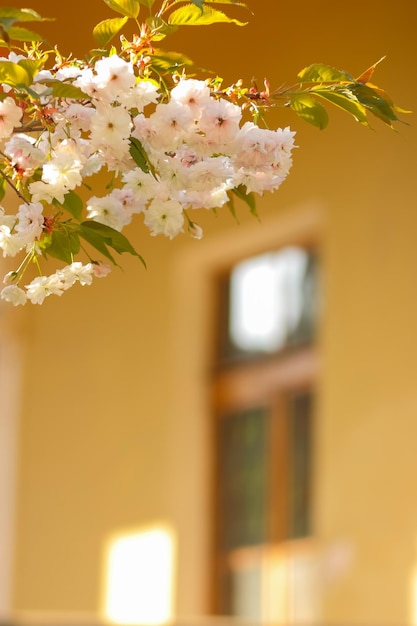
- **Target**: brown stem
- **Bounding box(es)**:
[0,169,29,204]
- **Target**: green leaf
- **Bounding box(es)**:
[146,16,178,39]
[0,25,9,45]
[44,229,80,264]
[17,59,45,83]
[312,86,369,126]
[93,16,129,47]
[78,224,118,265]
[7,25,45,42]
[230,185,258,219]
[174,0,249,7]
[149,48,195,72]
[226,191,239,224]
[0,7,53,23]
[290,94,329,129]
[138,0,156,8]
[103,0,140,18]
[44,80,88,100]
[84,221,144,259]
[168,4,247,26]
[129,137,156,177]
[80,220,146,266]
[0,61,30,87]
[129,137,149,172]
[201,0,248,6]
[298,63,353,83]
[60,191,84,221]
[348,83,400,127]
[0,176,6,203]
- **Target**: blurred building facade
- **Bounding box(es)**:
[1,0,417,624]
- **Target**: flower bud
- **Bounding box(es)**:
[188,222,203,240]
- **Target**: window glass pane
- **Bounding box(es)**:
[288,391,313,538]
[217,408,268,549]
[224,246,318,358]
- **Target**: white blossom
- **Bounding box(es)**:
[41,140,86,192]
[0,39,297,305]
[62,103,95,132]
[29,180,66,204]
[15,202,44,243]
[87,194,130,231]
[58,262,95,288]
[119,80,160,111]
[0,285,27,306]
[25,274,65,304]
[110,187,144,217]
[122,168,160,202]
[0,207,17,230]
[233,122,296,169]
[170,79,211,116]
[4,134,44,175]
[93,54,136,101]
[74,67,103,100]
[198,99,242,146]
[144,198,184,239]
[147,101,195,150]
[90,103,132,154]
[0,225,25,257]
[178,157,234,209]
[234,168,286,194]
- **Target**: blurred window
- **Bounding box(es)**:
[212,244,319,622]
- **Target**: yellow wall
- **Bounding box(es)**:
[5,0,417,624]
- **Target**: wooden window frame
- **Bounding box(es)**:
[209,249,320,619]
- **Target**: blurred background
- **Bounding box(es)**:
[1,0,417,624]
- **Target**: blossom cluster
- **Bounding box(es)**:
[0,51,295,306]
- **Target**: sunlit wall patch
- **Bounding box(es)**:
[102,524,176,625]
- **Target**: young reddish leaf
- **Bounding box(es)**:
[355,56,386,84]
